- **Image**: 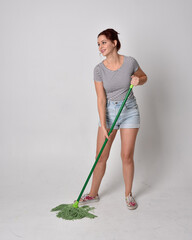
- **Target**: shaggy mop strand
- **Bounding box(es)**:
[51,204,97,220]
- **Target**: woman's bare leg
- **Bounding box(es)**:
[89,127,118,197]
[120,128,139,197]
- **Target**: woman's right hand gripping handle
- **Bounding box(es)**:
[101,125,110,140]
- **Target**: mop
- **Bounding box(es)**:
[51,85,134,220]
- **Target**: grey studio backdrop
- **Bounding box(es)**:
[0,0,192,239]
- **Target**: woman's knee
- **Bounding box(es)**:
[121,152,133,165]
[96,153,109,163]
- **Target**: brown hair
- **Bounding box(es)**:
[98,28,121,52]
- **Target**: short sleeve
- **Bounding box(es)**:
[132,57,140,73]
[94,65,103,82]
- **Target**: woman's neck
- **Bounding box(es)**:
[105,52,121,65]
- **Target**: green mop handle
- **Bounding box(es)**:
[74,84,134,206]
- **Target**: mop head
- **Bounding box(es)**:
[51,202,97,220]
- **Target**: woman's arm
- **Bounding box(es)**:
[94,81,109,139]
[131,67,147,86]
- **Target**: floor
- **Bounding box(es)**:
[1,179,191,240]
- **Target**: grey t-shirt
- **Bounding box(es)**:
[93,55,140,101]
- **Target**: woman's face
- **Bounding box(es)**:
[97,35,117,56]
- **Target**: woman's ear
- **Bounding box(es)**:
[113,40,117,48]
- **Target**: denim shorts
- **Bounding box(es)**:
[98,97,140,129]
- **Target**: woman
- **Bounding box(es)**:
[78,28,147,210]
